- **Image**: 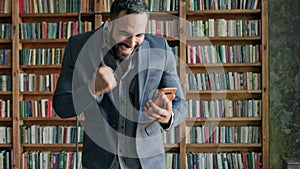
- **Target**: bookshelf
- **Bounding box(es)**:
[10,0,91,168]
[0,0,13,168]
[181,0,269,169]
[0,0,268,168]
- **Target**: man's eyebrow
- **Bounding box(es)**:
[119,30,131,35]
[119,29,144,36]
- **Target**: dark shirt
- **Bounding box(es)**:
[105,50,142,169]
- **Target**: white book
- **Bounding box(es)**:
[5,151,9,169]
[0,127,4,143]
[7,100,10,118]
[0,153,3,169]
[237,153,244,169]
[6,127,10,144]
[217,153,223,169]
[208,19,215,37]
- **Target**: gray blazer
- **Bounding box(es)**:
[53,25,187,169]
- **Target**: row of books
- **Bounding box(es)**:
[20,99,55,118]
[186,72,261,91]
[17,46,176,66]
[21,151,82,169]
[0,49,11,65]
[99,0,179,12]
[80,0,94,13]
[162,126,180,144]
[0,24,11,39]
[147,20,179,38]
[186,126,261,144]
[187,44,262,64]
[0,75,11,91]
[187,19,261,37]
[187,99,261,118]
[20,125,83,144]
[186,152,261,169]
[0,0,11,13]
[0,150,11,169]
[165,153,180,169]
[147,0,179,12]
[97,0,113,12]
[19,73,59,92]
[19,21,92,40]
[187,0,261,10]
[19,0,80,13]
[0,127,10,144]
[19,48,64,65]
[0,99,10,118]
[171,46,179,58]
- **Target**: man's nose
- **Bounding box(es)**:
[126,36,136,48]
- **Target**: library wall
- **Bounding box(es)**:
[269,0,300,168]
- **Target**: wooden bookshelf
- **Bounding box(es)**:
[8,0,86,168]
[0,0,268,168]
[180,0,269,168]
[0,1,13,168]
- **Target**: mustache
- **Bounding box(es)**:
[118,42,130,48]
[116,42,141,51]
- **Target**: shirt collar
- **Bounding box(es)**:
[100,21,111,49]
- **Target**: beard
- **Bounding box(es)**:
[108,29,139,60]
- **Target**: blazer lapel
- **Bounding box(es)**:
[138,40,157,123]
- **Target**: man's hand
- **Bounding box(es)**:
[144,94,174,124]
[90,65,117,96]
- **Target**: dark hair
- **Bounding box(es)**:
[110,0,149,20]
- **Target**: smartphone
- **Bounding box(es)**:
[153,87,177,106]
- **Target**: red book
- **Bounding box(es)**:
[48,100,53,117]
[242,152,248,169]
[42,22,47,39]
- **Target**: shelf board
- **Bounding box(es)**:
[164,143,180,153]
[0,39,12,49]
[0,65,12,74]
[20,13,78,22]
[0,144,12,148]
[20,91,54,95]
[0,65,12,69]
[20,39,68,48]
[0,118,12,126]
[186,9,261,20]
[164,36,179,42]
[0,13,12,23]
[0,91,12,95]
[0,118,12,122]
[186,36,261,45]
[0,39,12,43]
[20,91,54,100]
[186,90,262,100]
[149,11,179,19]
[20,65,61,69]
[187,63,261,73]
[185,117,261,126]
[22,143,83,151]
[21,117,84,126]
[186,143,262,152]
[21,117,75,121]
[20,65,61,74]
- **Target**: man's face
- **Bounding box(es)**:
[108,11,148,58]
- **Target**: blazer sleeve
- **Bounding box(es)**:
[159,39,188,129]
[53,34,97,118]
[53,36,77,118]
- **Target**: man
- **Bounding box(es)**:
[53,0,187,168]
